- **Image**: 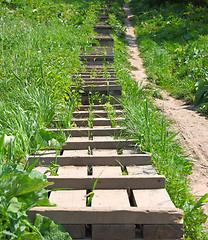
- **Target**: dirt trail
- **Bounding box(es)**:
[124,3,208,220]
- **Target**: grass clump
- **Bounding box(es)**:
[109,1,208,238]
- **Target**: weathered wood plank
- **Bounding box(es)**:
[63,137,135,150]
[73,110,123,118]
[50,190,86,239]
[92,190,130,208]
[46,174,165,190]
[28,207,183,225]
[92,224,135,240]
[143,224,184,239]
[133,189,176,210]
[29,153,152,166]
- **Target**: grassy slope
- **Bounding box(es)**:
[0,0,102,160]
[0,0,104,238]
[109,0,208,239]
[129,0,208,113]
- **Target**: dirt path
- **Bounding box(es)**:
[124,3,208,221]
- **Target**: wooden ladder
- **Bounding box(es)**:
[28,7,184,240]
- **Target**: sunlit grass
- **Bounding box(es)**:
[110,0,208,238]
[130,0,208,111]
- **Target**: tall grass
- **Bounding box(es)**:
[0,0,103,161]
[129,0,208,113]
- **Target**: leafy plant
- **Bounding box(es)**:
[104,102,117,128]
[0,162,70,239]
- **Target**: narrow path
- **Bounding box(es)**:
[124,3,208,218]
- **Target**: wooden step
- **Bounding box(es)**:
[81,95,121,105]
[73,76,118,81]
[73,110,123,118]
[29,149,152,166]
[92,36,114,47]
[100,15,109,23]
[71,85,122,95]
[46,126,124,137]
[34,165,165,189]
[78,85,122,94]
[72,81,118,86]
[78,104,122,111]
[80,55,114,63]
[84,66,114,71]
[72,117,124,127]
[63,136,136,150]
[28,189,183,239]
[81,47,114,55]
[94,25,113,35]
[77,73,117,78]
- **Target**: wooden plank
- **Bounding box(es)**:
[127,166,156,176]
[47,174,165,189]
[62,224,85,239]
[143,224,184,239]
[72,117,112,127]
[28,207,183,225]
[133,189,176,210]
[92,190,130,208]
[78,104,122,111]
[63,150,89,156]
[74,77,118,81]
[73,110,123,118]
[46,127,123,137]
[80,86,121,92]
[93,166,122,178]
[72,81,119,86]
[63,137,135,150]
[92,149,117,156]
[50,190,86,239]
[57,166,88,177]
[50,190,86,208]
[92,224,135,240]
[33,153,151,166]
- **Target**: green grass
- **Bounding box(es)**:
[109,1,208,238]
[0,0,104,238]
[0,0,103,161]
[129,0,208,113]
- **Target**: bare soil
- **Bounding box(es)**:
[124,3,208,225]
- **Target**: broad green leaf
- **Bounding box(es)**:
[7,197,22,213]
[34,214,72,240]
[21,232,41,240]
[0,163,53,204]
